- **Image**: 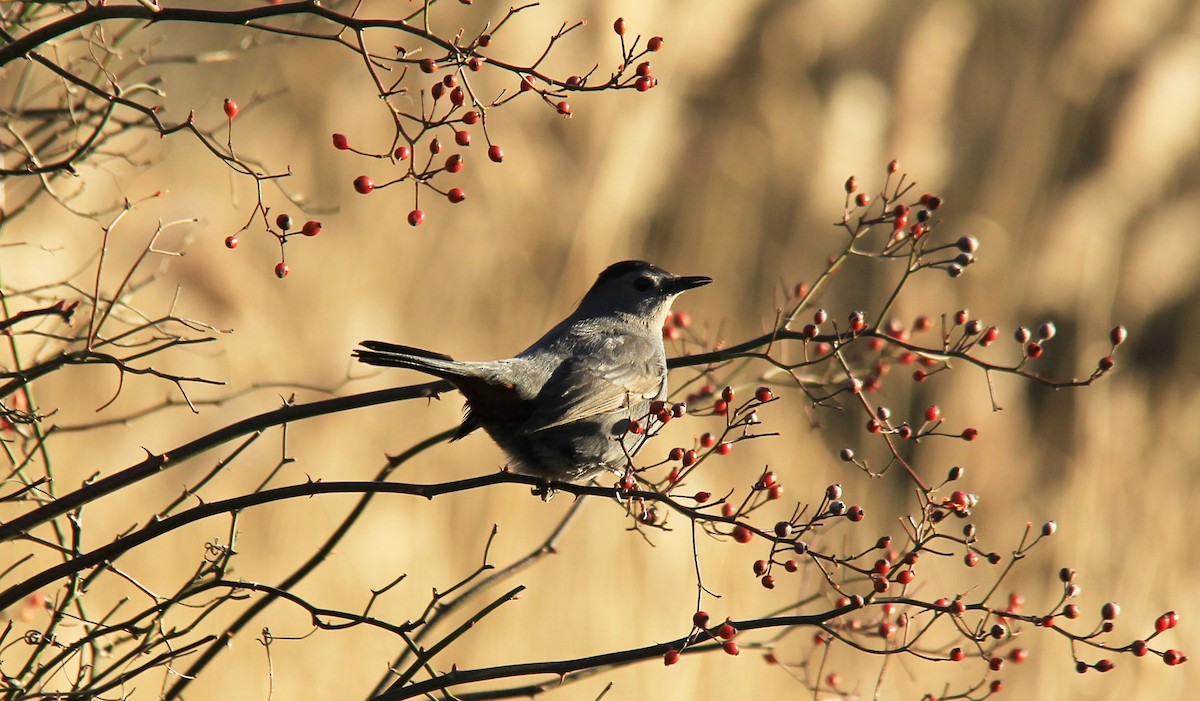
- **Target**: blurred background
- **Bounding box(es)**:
[2,0,1198,698]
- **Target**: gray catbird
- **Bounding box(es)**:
[354,260,711,481]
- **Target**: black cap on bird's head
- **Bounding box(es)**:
[576,260,711,318]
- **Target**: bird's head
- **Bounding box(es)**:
[575,260,711,323]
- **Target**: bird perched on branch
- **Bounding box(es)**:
[354,260,711,481]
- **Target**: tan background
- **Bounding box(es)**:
[3,0,1198,698]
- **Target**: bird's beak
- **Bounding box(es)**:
[665,275,713,293]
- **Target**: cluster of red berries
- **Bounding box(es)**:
[662,309,691,340]
[220,191,323,278]
[327,14,663,228]
[663,612,741,665]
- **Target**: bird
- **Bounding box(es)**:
[353,260,711,482]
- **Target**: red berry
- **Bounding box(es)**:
[520,75,536,92]
[844,176,858,193]
[1131,640,1148,657]
[722,641,740,656]
[450,87,465,106]
[223,98,239,119]
[699,433,716,448]
[431,83,445,101]
[768,485,783,500]
[1027,342,1044,358]
[961,427,978,441]
[1110,325,1128,346]
[556,101,571,115]
[488,144,504,163]
[855,193,871,207]
[407,209,425,227]
[989,657,1004,671]
[462,110,480,125]
[224,235,238,249]
[755,386,773,402]
[275,213,292,231]
[681,449,697,467]
[694,491,710,503]
[1155,611,1179,632]
[429,138,442,155]
[1099,356,1115,371]
[1163,649,1183,665]
[924,405,940,422]
[613,17,626,35]
[419,58,437,73]
[950,647,965,662]
[919,193,942,209]
[353,176,374,194]
[274,262,289,278]
[636,61,652,77]
[716,442,732,456]
[468,57,484,71]
[648,36,664,51]
[693,611,710,628]
[301,220,321,237]
[663,649,680,665]
[395,146,411,161]
[445,154,464,173]
[1010,648,1029,663]
[447,188,465,204]
[1101,602,1120,620]
[717,622,736,640]
[732,526,753,544]
[635,76,653,92]
[332,133,350,150]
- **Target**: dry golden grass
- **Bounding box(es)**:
[3,0,1198,698]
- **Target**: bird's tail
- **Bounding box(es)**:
[353,340,470,380]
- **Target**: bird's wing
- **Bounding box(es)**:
[521,333,665,433]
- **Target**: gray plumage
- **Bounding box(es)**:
[354,260,711,481]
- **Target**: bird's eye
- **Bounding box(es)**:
[633,276,655,292]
